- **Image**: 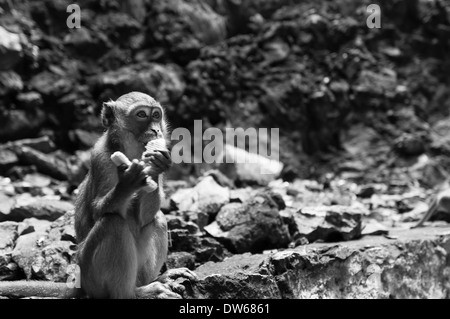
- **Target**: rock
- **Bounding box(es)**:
[16,92,44,110]
[11,232,47,280]
[90,63,185,105]
[31,241,77,282]
[194,237,230,264]
[0,26,23,70]
[292,206,363,243]
[217,145,284,186]
[166,252,196,270]
[8,137,56,154]
[13,173,52,196]
[0,193,14,218]
[167,215,229,264]
[47,210,75,243]
[3,195,74,222]
[0,253,23,281]
[170,176,230,229]
[0,71,23,95]
[0,222,19,253]
[18,218,52,236]
[191,254,281,299]
[64,28,111,58]
[0,149,19,173]
[121,0,147,23]
[229,188,256,203]
[188,227,450,299]
[147,0,226,63]
[0,109,46,143]
[394,133,426,156]
[28,71,73,98]
[14,146,70,181]
[204,191,291,253]
[0,178,15,196]
[68,129,101,149]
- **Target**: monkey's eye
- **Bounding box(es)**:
[136,110,149,119]
[152,110,162,121]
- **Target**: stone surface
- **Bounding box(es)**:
[14,147,70,181]
[7,137,56,154]
[18,218,52,236]
[3,196,73,222]
[189,226,450,299]
[0,26,23,70]
[204,191,291,253]
[170,176,230,229]
[291,206,364,243]
[0,222,19,253]
[167,252,196,270]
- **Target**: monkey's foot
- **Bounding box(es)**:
[157,268,198,298]
[136,282,182,299]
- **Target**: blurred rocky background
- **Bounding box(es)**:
[1,0,450,298]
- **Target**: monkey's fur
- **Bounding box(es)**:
[0,92,196,299]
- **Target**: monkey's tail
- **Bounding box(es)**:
[414,197,439,229]
[0,281,82,299]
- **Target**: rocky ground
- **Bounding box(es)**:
[1,0,450,298]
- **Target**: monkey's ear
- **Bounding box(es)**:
[101,101,115,128]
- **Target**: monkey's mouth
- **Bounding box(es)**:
[139,132,159,146]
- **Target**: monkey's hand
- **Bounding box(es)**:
[157,268,198,298]
[135,282,182,299]
[117,159,152,193]
[143,148,172,178]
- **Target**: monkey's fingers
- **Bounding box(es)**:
[144,149,171,160]
[148,154,171,170]
[159,268,198,283]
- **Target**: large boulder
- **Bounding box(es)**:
[204,191,291,253]
[2,195,74,222]
[189,227,450,299]
[289,205,364,243]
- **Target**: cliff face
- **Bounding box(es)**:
[1,0,450,180]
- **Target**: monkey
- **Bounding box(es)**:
[414,188,450,228]
[0,92,196,299]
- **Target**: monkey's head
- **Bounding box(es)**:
[101,92,169,148]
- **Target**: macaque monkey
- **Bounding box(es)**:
[0,92,196,299]
[414,188,450,228]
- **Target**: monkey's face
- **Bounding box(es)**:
[124,103,165,145]
[102,92,167,147]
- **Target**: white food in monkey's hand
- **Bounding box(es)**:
[111,152,158,193]
[144,138,167,154]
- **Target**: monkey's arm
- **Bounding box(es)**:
[89,152,145,220]
[0,281,79,299]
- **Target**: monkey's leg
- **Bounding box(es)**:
[79,214,138,299]
[134,211,189,299]
[136,211,168,286]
